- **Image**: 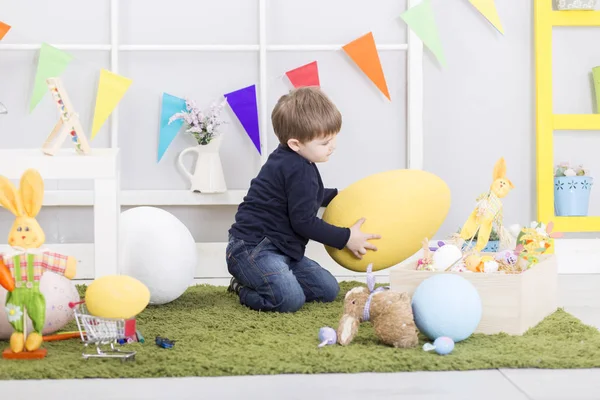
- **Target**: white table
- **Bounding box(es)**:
[0,148,120,278]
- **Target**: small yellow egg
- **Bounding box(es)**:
[85,275,150,319]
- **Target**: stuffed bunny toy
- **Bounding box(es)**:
[458,157,515,252]
[337,265,419,348]
[0,169,77,354]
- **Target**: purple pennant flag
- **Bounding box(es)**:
[224,84,261,155]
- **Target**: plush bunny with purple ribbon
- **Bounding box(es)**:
[336,264,419,348]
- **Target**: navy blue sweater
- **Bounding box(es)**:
[229,144,351,261]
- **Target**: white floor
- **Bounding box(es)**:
[1,274,600,400]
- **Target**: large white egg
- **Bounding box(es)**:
[432,245,463,271]
[118,207,197,305]
[0,272,80,339]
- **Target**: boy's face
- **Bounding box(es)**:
[288,133,337,163]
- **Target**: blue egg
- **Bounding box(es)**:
[318,327,337,347]
[434,336,454,355]
[411,274,482,342]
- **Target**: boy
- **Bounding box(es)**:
[226,86,381,313]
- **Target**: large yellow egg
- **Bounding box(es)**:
[322,169,451,272]
[85,275,151,319]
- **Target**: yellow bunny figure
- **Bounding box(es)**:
[459,157,514,252]
[0,169,77,355]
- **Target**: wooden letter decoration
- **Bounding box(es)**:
[42,77,91,156]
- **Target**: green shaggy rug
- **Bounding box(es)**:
[0,282,599,380]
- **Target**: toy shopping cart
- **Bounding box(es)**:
[69,301,137,362]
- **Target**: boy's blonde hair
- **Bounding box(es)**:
[271,86,342,144]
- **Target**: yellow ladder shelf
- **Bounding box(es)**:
[534,0,600,232]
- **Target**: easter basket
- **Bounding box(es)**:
[391,223,560,336]
[390,253,558,336]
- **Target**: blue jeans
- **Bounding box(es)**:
[226,235,340,312]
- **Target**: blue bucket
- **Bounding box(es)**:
[462,240,499,253]
[554,176,594,216]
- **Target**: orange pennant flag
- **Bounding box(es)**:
[0,21,11,40]
[342,32,390,101]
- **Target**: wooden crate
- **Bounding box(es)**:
[389,255,558,336]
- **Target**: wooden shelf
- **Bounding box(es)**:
[122,190,247,206]
[553,114,600,130]
[42,189,248,207]
[536,4,600,233]
[0,148,119,179]
[554,216,600,232]
[550,10,600,26]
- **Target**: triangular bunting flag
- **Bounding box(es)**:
[224,85,261,155]
[0,21,11,40]
[469,0,504,34]
[285,61,320,88]
[342,32,390,101]
[158,93,186,162]
[400,0,446,67]
[29,43,73,112]
[91,69,133,139]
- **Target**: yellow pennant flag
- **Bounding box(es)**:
[91,69,133,139]
[469,0,504,34]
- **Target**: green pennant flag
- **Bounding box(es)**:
[29,43,73,112]
[400,0,446,67]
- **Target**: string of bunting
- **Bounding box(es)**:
[0,0,503,162]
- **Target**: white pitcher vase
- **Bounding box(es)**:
[177,136,227,193]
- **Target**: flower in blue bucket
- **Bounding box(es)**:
[554,162,593,217]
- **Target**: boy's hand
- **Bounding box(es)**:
[346,218,381,259]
